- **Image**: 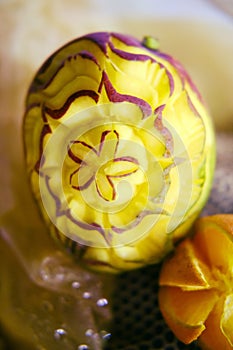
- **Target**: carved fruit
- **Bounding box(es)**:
[159,214,233,349]
[23,32,215,272]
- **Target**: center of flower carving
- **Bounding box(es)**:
[39,104,175,247]
[68,129,139,202]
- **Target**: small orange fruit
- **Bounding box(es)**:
[158,214,233,349]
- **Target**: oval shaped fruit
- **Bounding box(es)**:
[23,32,215,272]
[159,214,233,349]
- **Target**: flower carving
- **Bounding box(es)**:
[68,129,139,201]
[24,32,215,270]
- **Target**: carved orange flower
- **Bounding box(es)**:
[159,214,233,350]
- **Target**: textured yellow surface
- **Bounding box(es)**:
[22,31,215,271]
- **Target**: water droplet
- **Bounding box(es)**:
[83,292,91,299]
[54,328,67,340]
[85,328,94,337]
[72,281,81,289]
[100,330,111,340]
[78,345,89,350]
[96,298,108,307]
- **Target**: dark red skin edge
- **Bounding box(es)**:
[26,31,200,106]
[29,51,101,93]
